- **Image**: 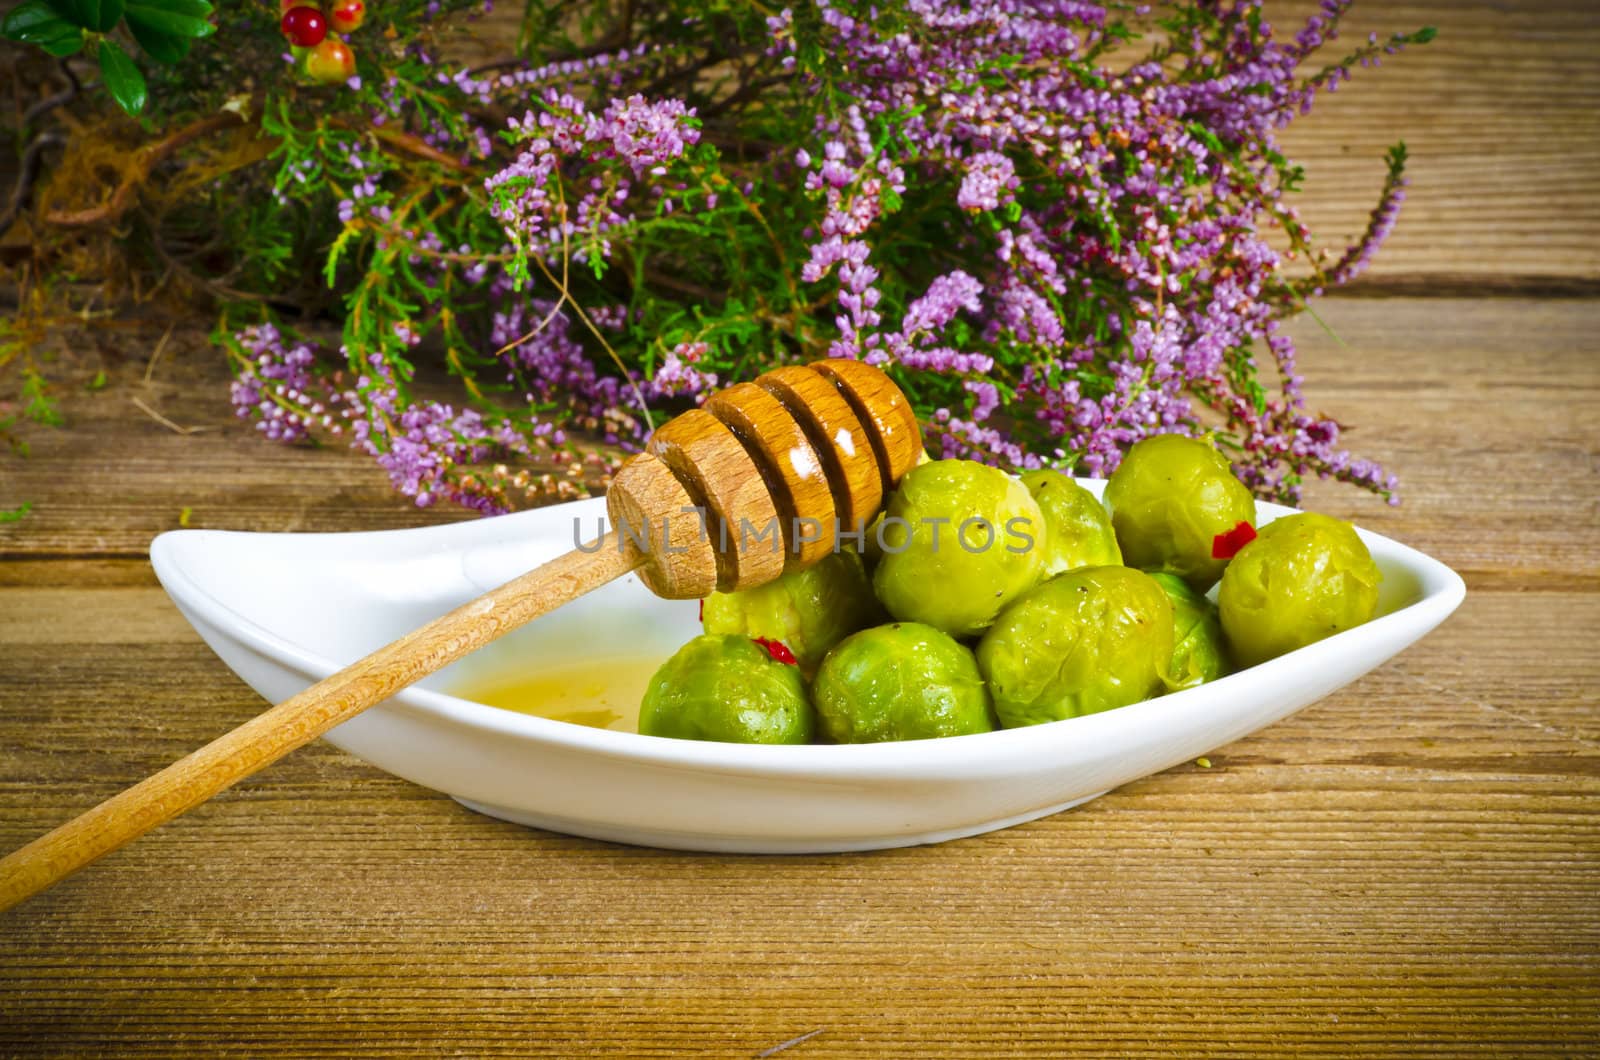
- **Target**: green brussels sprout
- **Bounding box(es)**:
[977,566,1173,727]
[1020,468,1122,575]
[1218,512,1381,668]
[1103,433,1256,592]
[638,634,814,744]
[872,459,1046,637]
[701,550,884,676]
[1147,571,1229,689]
[812,622,996,742]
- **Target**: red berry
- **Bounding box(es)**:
[752,637,797,666]
[280,5,328,47]
[305,37,355,83]
[328,0,365,33]
[1210,520,1258,560]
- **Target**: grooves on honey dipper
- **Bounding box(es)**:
[755,370,884,536]
[811,364,897,499]
[702,380,839,569]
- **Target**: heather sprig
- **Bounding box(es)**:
[274,0,1429,508]
[5,0,1432,511]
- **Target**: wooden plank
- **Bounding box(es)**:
[0,569,1594,1053]
[1273,0,1600,290]
[1,586,1591,791]
[0,329,519,557]
[1,0,1597,1038]
[1285,298,1599,583]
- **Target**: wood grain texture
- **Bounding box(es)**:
[810,358,925,492]
[1,294,1594,1056]
[0,531,642,911]
[1,0,1598,1049]
[0,607,1595,1056]
[1288,298,1599,584]
[606,452,720,600]
[756,366,883,534]
[1266,1,1600,290]
[705,381,840,571]
[0,331,469,558]
[645,408,785,590]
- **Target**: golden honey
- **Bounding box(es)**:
[451,656,664,732]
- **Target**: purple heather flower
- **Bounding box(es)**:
[251,0,1414,515]
[958,152,1018,212]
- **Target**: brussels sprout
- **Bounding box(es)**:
[701,550,884,676]
[1147,571,1228,689]
[1103,433,1256,592]
[977,566,1173,727]
[812,622,996,742]
[860,512,886,568]
[1020,468,1122,575]
[638,634,814,744]
[1218,512,1381,667]
[872,459,1046,637]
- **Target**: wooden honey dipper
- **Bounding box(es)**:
[0,359,922,911]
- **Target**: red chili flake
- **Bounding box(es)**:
[697,599,704,624]
[752,637,798,666]
[1211,520,1257,560]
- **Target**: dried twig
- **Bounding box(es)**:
[755,1028,825,1058]
[464,56,531,77]
[366,125,472,173]
[21,59,83,128]
[142,324,176,385]
[0,132,64,236]
[45,112,246,227]
[529,182,656,432]
[130,395,217,435]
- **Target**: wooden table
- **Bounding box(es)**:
[2,2,1596,1054]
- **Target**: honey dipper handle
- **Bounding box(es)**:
[0,533,643,913]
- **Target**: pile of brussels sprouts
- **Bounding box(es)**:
[638,435,1384,746]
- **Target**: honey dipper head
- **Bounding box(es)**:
[607,359,924,598]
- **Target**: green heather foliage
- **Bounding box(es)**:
[1,1,1429,513]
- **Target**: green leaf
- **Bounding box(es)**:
[48,0,124,32]
[85,369,108,390]
[2,0,84,54]
[136,0,212,17]
[127,16,189,63]
[97,38,147,115]
[124,0,214,38]
[35,27,83,53]
[20,370,64,427]
[0,502,33,524]
[1,1,62,38]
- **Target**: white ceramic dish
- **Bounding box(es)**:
[150,485,1465,853]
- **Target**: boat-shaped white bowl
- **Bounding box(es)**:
[150,485,1464,853]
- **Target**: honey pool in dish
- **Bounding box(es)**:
[452,657,663,732]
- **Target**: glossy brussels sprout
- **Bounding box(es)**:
[812,622,996,742]
[1103,433,1256,592]
[872,459,1046,637]
[701,550,883,676]
[1218,512,1381,668]
[1020,469,1122,575]
[1147,571,1228,689]
[977,566,1173,727]
[638,634,814,744]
